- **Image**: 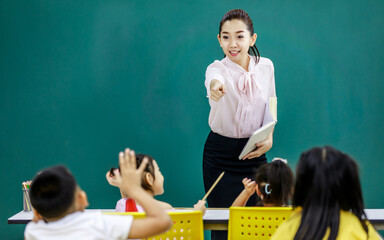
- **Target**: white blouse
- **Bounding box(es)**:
[205,56,276,138]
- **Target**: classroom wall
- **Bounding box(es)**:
[1,0,384,239]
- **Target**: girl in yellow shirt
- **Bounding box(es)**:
[272,146,380,240]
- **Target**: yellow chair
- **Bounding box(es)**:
[104,210,204,240]
[228,207,293,240]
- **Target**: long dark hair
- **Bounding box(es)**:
[293,146,368,240]
[255,159,294,206]
[219,9,260,64]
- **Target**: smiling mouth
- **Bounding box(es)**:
[229,50,240,56]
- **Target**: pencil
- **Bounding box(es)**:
[202,171,225,201]
[22,182,32,211]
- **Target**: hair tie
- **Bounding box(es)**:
[265,183,272,195]
[272,157,288,164]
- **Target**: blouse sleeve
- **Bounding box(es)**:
[262,59,277,125]
[269,60,276,98]
[205,61,226,97]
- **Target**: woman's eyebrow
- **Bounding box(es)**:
[222,30,245,34]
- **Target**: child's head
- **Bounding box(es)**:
[255,158,294,206]
[30,165,88,220]
[135,154,164,196]
[294,146,364,212]
[218,9,259,65]
[293,146,368,239]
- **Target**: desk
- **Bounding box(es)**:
[8,209,384,231]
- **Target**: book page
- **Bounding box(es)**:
[263,97,277,124]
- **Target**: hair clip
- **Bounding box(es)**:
[272,157,288,164]
[322,148,327,163]
[265,183,272,195]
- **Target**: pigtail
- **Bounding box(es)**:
[249,45,260,64]
[268,159,294,206]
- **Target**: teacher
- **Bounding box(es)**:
[203,9,276,211]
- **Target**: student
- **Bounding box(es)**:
[107,154,173,212]
[106,153,206,215]
[232,158,294,207]
[24,148,172,240]
[271,146,381,240]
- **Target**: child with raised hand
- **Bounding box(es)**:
[106,153,206,215]
[24,148,172,240]
[232,158,294,207]
[107,154,173,212]
[271,146,381,240]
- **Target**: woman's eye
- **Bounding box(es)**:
[238,35,244,39]
[223,36,229,39]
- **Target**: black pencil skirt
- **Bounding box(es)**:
[203,131,267,240]
[203,131,267,207]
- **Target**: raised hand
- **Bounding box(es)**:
[242,178,256,196]
[113,148,148,196]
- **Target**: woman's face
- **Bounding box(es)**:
[152,160,164,195]
[218,19,257,69]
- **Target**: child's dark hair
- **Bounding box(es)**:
[255,158,294,206]
[136,154,156,193]
[219,9,260,64]
[293,146,368,240]
[110,154,156,193]
[30,165,77,219]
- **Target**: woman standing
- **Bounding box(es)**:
[203,9,276,239]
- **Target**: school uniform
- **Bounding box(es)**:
[24,211,133,240]
[271,209,381,240]
[204,55,276,239]
[115,198,144,212]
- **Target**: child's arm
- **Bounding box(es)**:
[193,200,206,215]
[156,200,173,210]
[231,178,256,207]
[114,149,172,239]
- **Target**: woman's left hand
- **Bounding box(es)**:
[242,133,273,160]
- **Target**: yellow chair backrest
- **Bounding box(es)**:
[228,207,293,240]
[104,210,204,240]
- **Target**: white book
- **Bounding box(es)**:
[238,97,277,160]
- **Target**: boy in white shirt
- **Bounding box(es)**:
[24,148,172,240]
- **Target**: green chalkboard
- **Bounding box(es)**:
[1,0,384,239]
